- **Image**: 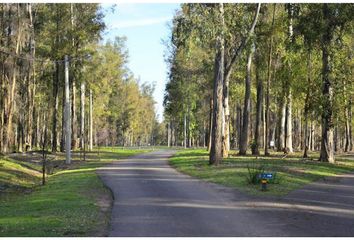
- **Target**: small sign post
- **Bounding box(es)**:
[258,173,274,191]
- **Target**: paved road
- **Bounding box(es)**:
[98,150,354,237]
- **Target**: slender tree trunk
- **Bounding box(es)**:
[183,113,187,148]
[60,84,65,152]
[285,90,293,153]
[277,99,286,151]
[310,121,315,151]
[349,98,353,151]
[262,96,266,149]
[80,82,85,149]
[334,126,338,152]
[222,73,230,158]
[209,3,224,165]
[52,63,59,152]
[345,105,351,152]
[72,80,77,149]
[70,3,77,149]
[64,56,71,164]
[264,4,276,155]
[252,50,262,155]
[89,89,93,151]
[187,106,191,148]
[303,107,310,158]
[203,120,206,148]
[237,105,243,150]
[207,97,213,151]
[319,4,334,163]
[239,45,254,155]
[303,50,312,158]
[26,3,35,150]
[167,122,170,147]
[284,3,294,154]
[222,67,231,156]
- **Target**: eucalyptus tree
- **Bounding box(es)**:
[296,3,354,162]
[164,5,214,149]
[222,4,261,158]
[165,3,261,163]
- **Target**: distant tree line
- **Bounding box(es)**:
[0,3,162,154]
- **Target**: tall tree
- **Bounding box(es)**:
[209,3,225,165]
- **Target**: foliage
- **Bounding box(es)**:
[246,162,265,185]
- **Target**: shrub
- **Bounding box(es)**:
[246,163,265,185]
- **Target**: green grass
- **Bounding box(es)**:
[0,157,42,191]
[0,147,152,237]
[169,149,354,197]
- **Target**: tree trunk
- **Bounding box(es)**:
[345,104,351,152]
[209,3,224,165]
[303,107,309,159]
[52,63,60,152]
[60,83,65,152]
[80,82,85,149]
[319,4,334,163]
[222,73,230,158]
[221,3,260,157]
[72,80,77,149]
[183,113,187,148]
[89,89,93,151]
[207,97,213,151]
[2,4,22,153]
[349,98,353,151]
[303,50,312,158]
[285,90,293,153]
[187,106,191,148]
[64,56,71,164]
[239,45,254,155]
[277,99,286,151]
[284,3,294,154]
[252,50,262,155]
[26,3,35,150]
[167,122,171,147]
[236,105,242,150]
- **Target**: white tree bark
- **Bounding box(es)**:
[167,122,171,147]
[64,55,71,164]
[184,114,187,148]
[89,89,93,151]
[80,82,85,149]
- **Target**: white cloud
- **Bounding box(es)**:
[111,16,171,29]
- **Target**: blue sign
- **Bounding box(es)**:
[260,173,273,179]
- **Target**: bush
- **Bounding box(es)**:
[246,163,265,185]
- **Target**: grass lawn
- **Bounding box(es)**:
[0,147,151,237]
[169,149,354,197]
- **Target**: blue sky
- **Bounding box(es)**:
[101,3,181,122]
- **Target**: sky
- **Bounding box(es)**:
[101,3,181,122]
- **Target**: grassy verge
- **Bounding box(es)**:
[169,149,354,197]
[0,147,151,237]
[0,157,42,192]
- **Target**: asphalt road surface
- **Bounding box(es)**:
[98,149,354,237]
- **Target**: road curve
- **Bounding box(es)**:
[98,149,354,237]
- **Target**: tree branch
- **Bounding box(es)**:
[224,3,261,79]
